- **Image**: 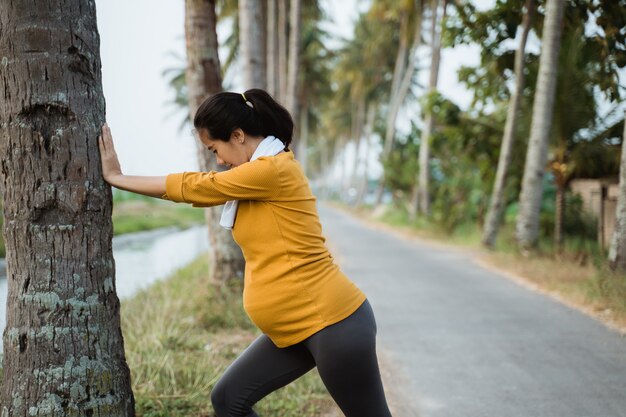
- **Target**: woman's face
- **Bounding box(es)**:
[196,128,248,168]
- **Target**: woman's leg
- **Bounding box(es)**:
[303,299,393,417]
[211,333,315,417]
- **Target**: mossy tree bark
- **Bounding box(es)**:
[0,1,135,416]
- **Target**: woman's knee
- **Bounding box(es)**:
[211,376,257,417]
[210,378,228,416]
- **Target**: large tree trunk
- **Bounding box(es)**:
[318,136,330,198]
[239,0,266,89]
[285,0,301,116]
[0,1,135,415]
[374,6,424,206]
[378,14,409,173]
[259,1,267,88]
[608,112,626,270]
[186,0,222,110]
[298,103,309,177]
[277,0,288,101]
[334,136,349,196]
[482,0,536,248]
[266,0,279,97]
[185,0,245,284]
[515,0,565,250]
[350,97,367,191]
[285,0,301,156]
[413,0,447,219]
[356,104,376,207]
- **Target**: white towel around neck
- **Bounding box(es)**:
[219,135,286,230]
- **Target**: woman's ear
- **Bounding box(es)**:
[230,128,245,144]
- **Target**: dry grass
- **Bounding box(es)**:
[478,251,626,333]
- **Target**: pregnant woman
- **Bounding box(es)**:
[98,88,393,417]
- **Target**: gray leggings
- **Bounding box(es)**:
[210,299,393,417]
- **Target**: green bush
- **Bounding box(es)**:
[538,178,598,241]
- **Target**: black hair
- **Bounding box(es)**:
[193,88,294,149]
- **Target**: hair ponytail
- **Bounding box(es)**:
[193,89,294,149]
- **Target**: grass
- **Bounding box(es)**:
[122,255,337,417]
[333,200,626,332]
[112,199,205,236]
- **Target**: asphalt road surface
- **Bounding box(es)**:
[318,203,626,417]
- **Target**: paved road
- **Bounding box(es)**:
[318,203,626,417]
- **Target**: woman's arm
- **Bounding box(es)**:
[104,174,167,198]
[98,123,167,198]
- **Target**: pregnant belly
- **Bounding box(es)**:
[243,278,321,338]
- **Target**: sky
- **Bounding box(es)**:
[95,0,500,180]
[96,0,191,176]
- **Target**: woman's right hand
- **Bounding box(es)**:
[98,123,123,182]
[96,123,167,198]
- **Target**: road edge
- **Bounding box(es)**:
[321,201,626,338]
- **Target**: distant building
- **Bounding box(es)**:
[570,178,619,248]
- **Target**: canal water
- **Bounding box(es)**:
[0,225,209,353]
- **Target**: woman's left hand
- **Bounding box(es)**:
[98,123,123,182]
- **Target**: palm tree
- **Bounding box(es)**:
[316,91,352,195]
[239,0,266,88]
[266,0,279,96]
[333,24,368,195]
[545,0,626,247]
[515,0,566,250]
[482,0,536,248]
[216,0,240,79]
[609,111,626,270]
[186,0,222,112]
[278,0,288,100]
[185,0,245,283]
[324,3,419,204]
[347,13,397,204]
[374,0,425,206]
[0,1,134,414]
[285,0,302,158]
[413,0,448,218]
[296,6,334,177]
[548,23,602,248]
[285,0,301,119]
[355,104,377,206]
[169,1,331,179]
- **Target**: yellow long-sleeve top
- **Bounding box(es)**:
[162,150,366,347]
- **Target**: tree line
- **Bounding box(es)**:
[171,0,625,265]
